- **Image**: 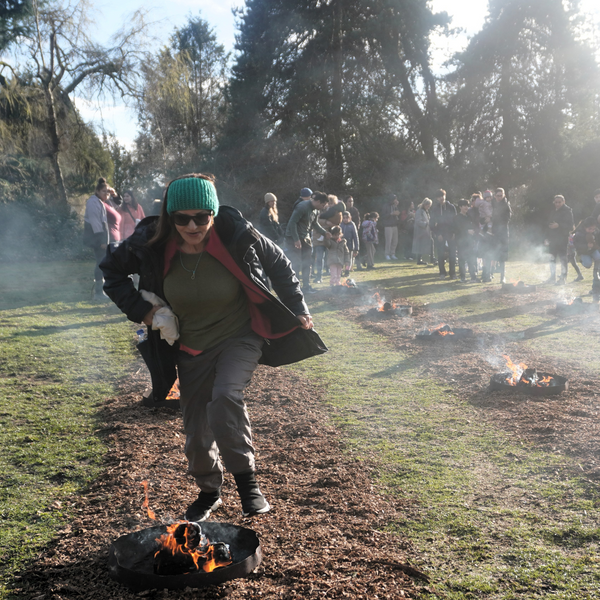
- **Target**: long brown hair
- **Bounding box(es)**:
[148,173,216,247]
[123,190,138,210]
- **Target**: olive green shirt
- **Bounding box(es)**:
[164,251,250,351]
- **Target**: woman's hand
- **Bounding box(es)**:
[142,305,160,326]
[297,314,314,329]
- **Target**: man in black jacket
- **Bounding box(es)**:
[545,194,574,285]
[430,189,457,279]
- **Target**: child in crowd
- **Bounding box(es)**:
[326,226,351,286]
[361,212,379,270]
[454,199,479,282]
[340,211,359,273]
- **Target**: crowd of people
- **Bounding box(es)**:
[258,186,600,295]
[84,180,600,299]
[82,178,146,300]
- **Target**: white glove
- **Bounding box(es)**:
[140,290,180,346]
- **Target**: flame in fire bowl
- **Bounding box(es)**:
[490,372,568,396]
[366,305,412,319]
[108,522,262,591]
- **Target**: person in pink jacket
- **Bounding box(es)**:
[119,190,146,240]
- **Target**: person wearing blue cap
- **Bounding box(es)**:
[100,173,327,521]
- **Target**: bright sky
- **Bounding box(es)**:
[75,0,600,149]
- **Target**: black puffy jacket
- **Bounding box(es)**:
[100,206,327,399]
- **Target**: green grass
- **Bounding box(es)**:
[1,257,599,599]
[347,258,600,369]
[288,290,600,599]
[0,262,137,597]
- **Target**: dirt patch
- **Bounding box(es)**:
[13,367,425,599]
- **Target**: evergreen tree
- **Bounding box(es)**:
[0,0,32,53]
[445,0,600,192]
[222,0,448,208]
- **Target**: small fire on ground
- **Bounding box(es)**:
[502,355,554,387]
[425,323,455,336]
[372,293,397,312]
[140,481,232,575]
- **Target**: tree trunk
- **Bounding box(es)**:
[43,83,69,207]
[497,53,515,186]
[324,0,345,191]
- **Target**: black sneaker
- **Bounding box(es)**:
[185,490,222,522]
[234,472,271,517]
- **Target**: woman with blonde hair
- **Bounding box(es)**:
[258,192,283,243]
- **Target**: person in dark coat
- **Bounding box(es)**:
[544,195,574,285]
[430,189,457,279]
[454,199,479,283]
[258,192,283,243]
[572,217,600,298]
[100,173,327,522]
[482,188,511,283]
[591,189,600,222]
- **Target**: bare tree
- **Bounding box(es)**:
[13,0,149,206]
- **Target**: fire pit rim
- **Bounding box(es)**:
[489,371,568,396]
[108,521,262,591]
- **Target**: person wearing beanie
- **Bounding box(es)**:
[100,173,327,521]
[258,192,283,243]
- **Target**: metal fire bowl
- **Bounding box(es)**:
[490,372,568,396]
[108,522,262,591]
[501,282,537,293]
[416,327,473,340]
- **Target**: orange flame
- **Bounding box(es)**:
[155,522,233,573]
[538,375,553,386]
[432,323,454,336]
[166,379,180,400]
[503,355,527,386]
[372,293,397,312]
[141,480,157,520]
[372,293,384,311]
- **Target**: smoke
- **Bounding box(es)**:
[0,201,86,262]
[512,238,549,266]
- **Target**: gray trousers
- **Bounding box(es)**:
[177,330,264,493]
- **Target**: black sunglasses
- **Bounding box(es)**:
[172,212,213,227]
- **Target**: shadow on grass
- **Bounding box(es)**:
[6,314,126,338]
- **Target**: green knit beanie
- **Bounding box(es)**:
[166,177,219,216]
